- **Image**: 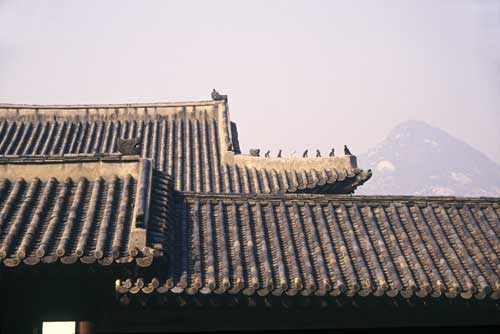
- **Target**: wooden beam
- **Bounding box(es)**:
[77,321,93,334]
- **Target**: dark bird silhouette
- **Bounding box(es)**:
[277,149,282,158]
[302,149,308,158]
[249,148,260,157]
[344,145,352,155]
[265,150,270,157]
[316,149,321,157]
[329,148,335,157]
[211,89,228,101]
[117,137,142,155]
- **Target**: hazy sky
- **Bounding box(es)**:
[1,0,499,164]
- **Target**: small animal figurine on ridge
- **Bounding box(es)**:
[117,137,142,155]
[302,149,308,158]
[249,148,260,157]
[316,149,321,157]
[344,145,352,155]
[329,148,335,157]
[265,150,270,158]
[211,89,228,101]
[277,149,282,158]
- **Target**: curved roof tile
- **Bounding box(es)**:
[0,101,371,194]
[116,194,500,300]
[0,158,170,268]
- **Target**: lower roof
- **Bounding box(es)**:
[0,157,169,268]
[2,156,500,303]
[117,193,500,300]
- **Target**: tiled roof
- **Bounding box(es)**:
[0,101,371,194]
[116,193,500,300]
[228,157,371,194]
[0,157,170,267]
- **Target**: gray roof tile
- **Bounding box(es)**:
[117,194,500,300]
[0,158,170,268]
[0,101,371,194]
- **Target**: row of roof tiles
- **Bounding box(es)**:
[0,110,370,194]
[0,159,170,268]
[117,194,500,300]
[1,158,500,301]
[2,101,499,305]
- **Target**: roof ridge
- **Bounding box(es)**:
[0,99,222,109]
[0,154,138,164]
[176,191,500,203]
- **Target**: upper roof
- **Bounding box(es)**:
[117,193,500,300]
[0,157,170,268]
[0,100,371,194]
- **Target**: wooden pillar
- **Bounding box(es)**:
[77,321,94,334]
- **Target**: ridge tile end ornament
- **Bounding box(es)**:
[118,137,142,156]
[211,89,228,101]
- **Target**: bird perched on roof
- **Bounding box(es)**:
[302,149,308,158]
[329,148,335,157]
[265,150,270,157]
[277,149,282,158]
[249,148,260,157]
[211,89,228,101]
[316,149,321,157]
[117,137,142,155]
[344,145,352,155]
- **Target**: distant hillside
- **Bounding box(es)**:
[357,120,500,197]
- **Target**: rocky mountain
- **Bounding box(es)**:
[357,120,500,197]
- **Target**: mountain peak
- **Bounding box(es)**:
[388,120,447,141]
[358,120,500,196]
[392,119,432,129]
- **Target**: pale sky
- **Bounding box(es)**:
[1,0,499,164]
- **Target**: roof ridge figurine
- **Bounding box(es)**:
[211,89,227,101]
[117,137,142,155]
[344,145,352,155]
[249,148,260,157]
[329,148,335,157]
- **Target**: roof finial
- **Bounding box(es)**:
[316,149,321,157]
[117,137,142,155]
[302,149,308,158]
[329,148,335,157]
[265,150,270,158]
[211,89,228,101]
[277,149,282,158]
[344,145,352,155]
[249,148,260,157]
